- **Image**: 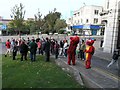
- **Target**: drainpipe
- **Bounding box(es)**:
[111,0,118,53]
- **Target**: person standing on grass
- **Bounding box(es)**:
[12,43,18,60]
[5,39,11,57]
[29,39,37,62]
[19,41,28,61]
[59,40,64,56]
[51,39,55,55]
[37,39,41,54]
[41,39,45,55]
[43,37,50,62]
[54,41,59,59]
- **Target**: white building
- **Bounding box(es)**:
[67,5,103,35]
[100,0,120,53]
[66,17,73,32]
[73,5,103,25]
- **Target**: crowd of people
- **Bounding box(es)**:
[4,35,120,69]
[4,35,97,69]
[4,36,70,62]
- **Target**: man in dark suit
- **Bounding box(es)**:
[20,41,28,61]
[43,37,50,62]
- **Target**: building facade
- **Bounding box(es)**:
[101,0,120,53]
[67,5,103,35]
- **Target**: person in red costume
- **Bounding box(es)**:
[67,35,79,65]
[84,39,95,69]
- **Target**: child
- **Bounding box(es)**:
[107,49,120,68]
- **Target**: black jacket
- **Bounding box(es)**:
[44,41,50,52]
[20,43,28,53]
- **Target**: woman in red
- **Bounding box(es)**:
[84,39,95,69]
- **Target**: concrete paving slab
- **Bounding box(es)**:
[53,55,119,89]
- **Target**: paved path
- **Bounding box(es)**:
[54,55,119,89]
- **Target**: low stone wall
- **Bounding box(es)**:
[0,35,103,50]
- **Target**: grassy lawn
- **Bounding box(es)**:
[2,55,83,88]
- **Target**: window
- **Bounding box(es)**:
[86,19,89,23]
[107,0,109,9]
[78,12,80,16]
[94,10,99,15]
[81,19,83,23]
[94,18,98,24]
[74,14,76,17]
[78,20,79,24]
[68,26,71,29]
[74,20,77,25]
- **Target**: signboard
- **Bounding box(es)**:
[83,25,90,29]
[2,25,7,30]
[0,24,7,30]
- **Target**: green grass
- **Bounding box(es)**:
[2,55,83,88]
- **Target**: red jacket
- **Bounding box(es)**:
[6,41,11,49]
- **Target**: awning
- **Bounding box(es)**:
[72,25,101,30]
[90,25,100,30]
[72,25,83,29]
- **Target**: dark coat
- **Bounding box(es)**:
[29,42,37,53]
[20,43,28,53]
[44,41,50,53]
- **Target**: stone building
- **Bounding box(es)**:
[101,0,120,53]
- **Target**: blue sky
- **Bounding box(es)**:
[0,0,104,20]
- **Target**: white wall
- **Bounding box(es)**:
[103,0,120,53]
[72,5,103,25]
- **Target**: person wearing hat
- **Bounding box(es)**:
[84,39,95,69]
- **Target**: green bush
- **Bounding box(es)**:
[58,30,65,34]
